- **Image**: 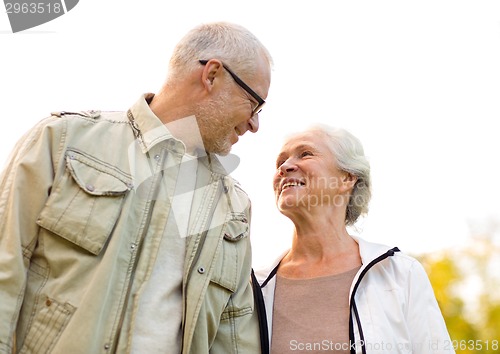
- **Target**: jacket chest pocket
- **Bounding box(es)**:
[210,213,249,292]
[37,149,133,255]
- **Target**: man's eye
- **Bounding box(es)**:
[250,99,259,110]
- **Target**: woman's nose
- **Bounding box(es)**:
[277,159,298,175]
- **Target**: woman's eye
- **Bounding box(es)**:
[300,151,313,158]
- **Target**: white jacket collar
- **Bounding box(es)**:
[256,235,397,286]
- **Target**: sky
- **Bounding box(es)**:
[1,0,500,268]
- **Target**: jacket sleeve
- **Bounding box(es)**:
[406,260,456,354]
[0,117,64,354]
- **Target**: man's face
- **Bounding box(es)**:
[196,56,271,155]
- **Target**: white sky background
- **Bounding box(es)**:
[1,0,500,269]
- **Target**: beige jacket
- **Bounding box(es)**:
[0,95,260,354]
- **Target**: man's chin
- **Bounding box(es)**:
[213,138,233,156]
[202,135,233,156]
[215,146,232,156]
[203,143,231,156]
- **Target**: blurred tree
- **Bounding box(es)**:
[417,218,500,354]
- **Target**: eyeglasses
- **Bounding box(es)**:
[199,59,265,116]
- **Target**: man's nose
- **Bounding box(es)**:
[247,114,259,133]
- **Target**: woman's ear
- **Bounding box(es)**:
[341,173,358,192]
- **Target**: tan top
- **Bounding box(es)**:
[271,267,360,354]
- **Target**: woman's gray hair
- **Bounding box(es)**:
[168,22,272,80]
[308,125,371,226]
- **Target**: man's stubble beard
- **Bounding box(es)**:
[194,90,235,156]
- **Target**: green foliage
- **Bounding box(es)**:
[417,225,500,354]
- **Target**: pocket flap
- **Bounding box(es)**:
[66,150,132,195]
[223,214,249,242]
[37,150,132,255]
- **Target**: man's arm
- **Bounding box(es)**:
[0,117,63,353]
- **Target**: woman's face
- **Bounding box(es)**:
[273,131,352,214]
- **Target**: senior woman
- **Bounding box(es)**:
[255,125,454,354]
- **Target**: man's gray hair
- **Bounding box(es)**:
[168,22,272,80]
[308,125,371,226]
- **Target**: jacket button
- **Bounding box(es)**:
[104,344,110,350]
[45,298,52,307]
[86,184,95,192]
[198,266,205,274]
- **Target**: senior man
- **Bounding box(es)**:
[0,22,272,354]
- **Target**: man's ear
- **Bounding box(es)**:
[201,59,223,92]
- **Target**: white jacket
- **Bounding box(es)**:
[255,236,455,354]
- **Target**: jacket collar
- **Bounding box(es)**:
[351,235,396,266]
[128,93,176,154]
[128,94,239,178]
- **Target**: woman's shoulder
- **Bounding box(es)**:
[254,250,289,285]
[354,235,424,276]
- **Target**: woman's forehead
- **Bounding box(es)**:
[281,130,327,151]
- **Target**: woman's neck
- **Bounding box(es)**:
[279,208,362,278]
